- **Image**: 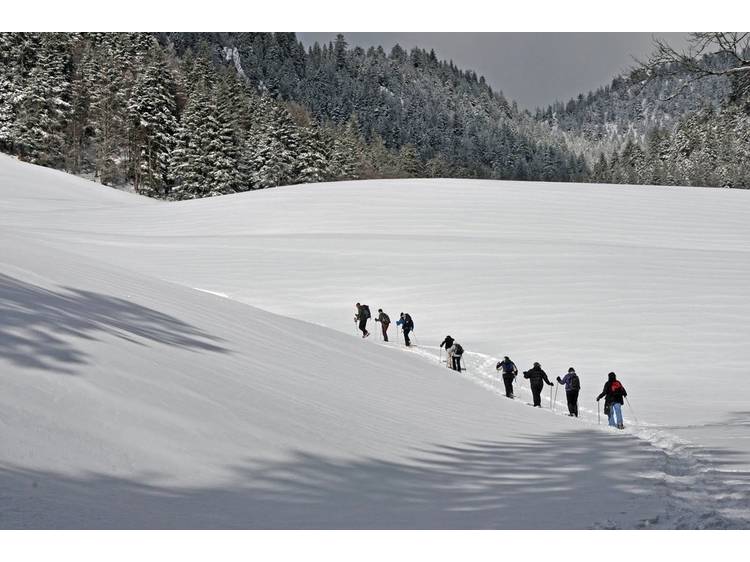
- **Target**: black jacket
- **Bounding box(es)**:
[397,314,414,331]
[597,376,627,405]
[440,336,455,350]
[523,366,553,386]
[376,312,390,323]
[355,305,370,321]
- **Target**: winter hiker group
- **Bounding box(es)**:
[355,302,631,430]
[494,357,628,428]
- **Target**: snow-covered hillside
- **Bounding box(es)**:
[1,154,748,528]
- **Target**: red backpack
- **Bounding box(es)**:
[610,380,623,393]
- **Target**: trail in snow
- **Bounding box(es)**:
[2,155,749,528]
[370,336,746,529]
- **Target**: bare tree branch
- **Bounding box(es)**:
[631,32,750,102]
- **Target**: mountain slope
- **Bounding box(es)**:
[1,154,749,528]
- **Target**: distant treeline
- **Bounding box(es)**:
[1,32,748,197]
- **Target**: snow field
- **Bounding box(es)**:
[1,154,748,528]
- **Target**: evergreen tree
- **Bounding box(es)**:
[294,121,330,184]
[327,114,365,180]
[128,42,177,195]
[171,82,241,198]
[88,34,131,185]
[398,144,423,177]
[592,152,610,183]
[13,33,72,168]
[0,34,22,150]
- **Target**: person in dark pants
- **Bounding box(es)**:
[523,362,554,407]
[375,308,390,341]
[596,372,628,429]
[449,342,464,371]
[496,356,518,398]
[440,335,455,367]
[396,312,414,346]
[556,367,581,417]
[355,303,370,338]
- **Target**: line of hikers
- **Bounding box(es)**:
[354,303,629,429]
[355,303,414,346]
[355,304,464,370]
[496,357,629,429]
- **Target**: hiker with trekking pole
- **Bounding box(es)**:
[596,372,628,429]
[440,335,455,368]
[523,362,554,407]
[448,342,464,372]
[374,308,390,342]
[354,303,371,338]
[556,367,581,417]
[496,356,518,398]
[396,312,414,347]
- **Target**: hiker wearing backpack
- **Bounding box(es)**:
[440,335,455,367]
[396,312,414,346]
[375,308,390,341]
[596,372,628,429]
[355,303,371,338]
[523,362,554,407]
[496,356,518,398]
[556,367,581,417]
[449,342,464,372]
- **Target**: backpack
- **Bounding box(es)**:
[362,305,371,319]
[570,373,580,391]
[453,343,464,355]
[498,360,516,374]
[610,380,622,394]
[404,313,413,330]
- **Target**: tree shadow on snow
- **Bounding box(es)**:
[0,273,229,374]
[5,429,743,530]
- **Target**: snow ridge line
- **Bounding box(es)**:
[379,340,740,529]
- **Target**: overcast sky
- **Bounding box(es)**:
[297,32,688,109]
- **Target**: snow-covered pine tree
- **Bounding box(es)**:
[66,36,95,173]
[211,75,244,193]
[246,97,299,188]
[88,34,132,185]
[170,86,209,198]
[13,33,73,168]
[128,42,177,196]
[171,76,242,199]
[327,114,366,180]
[295,121,330,184]
[592,152,610,183]
[0,34,22,151]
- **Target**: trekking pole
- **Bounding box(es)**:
[553,384,559,411]
[550,385,554,409]
[597,401,601,425]
[625,397,639,424]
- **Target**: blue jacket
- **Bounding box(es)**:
[396,314,413,330]
[497,360,517,375]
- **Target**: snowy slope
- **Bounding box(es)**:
[1,154,748,528]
